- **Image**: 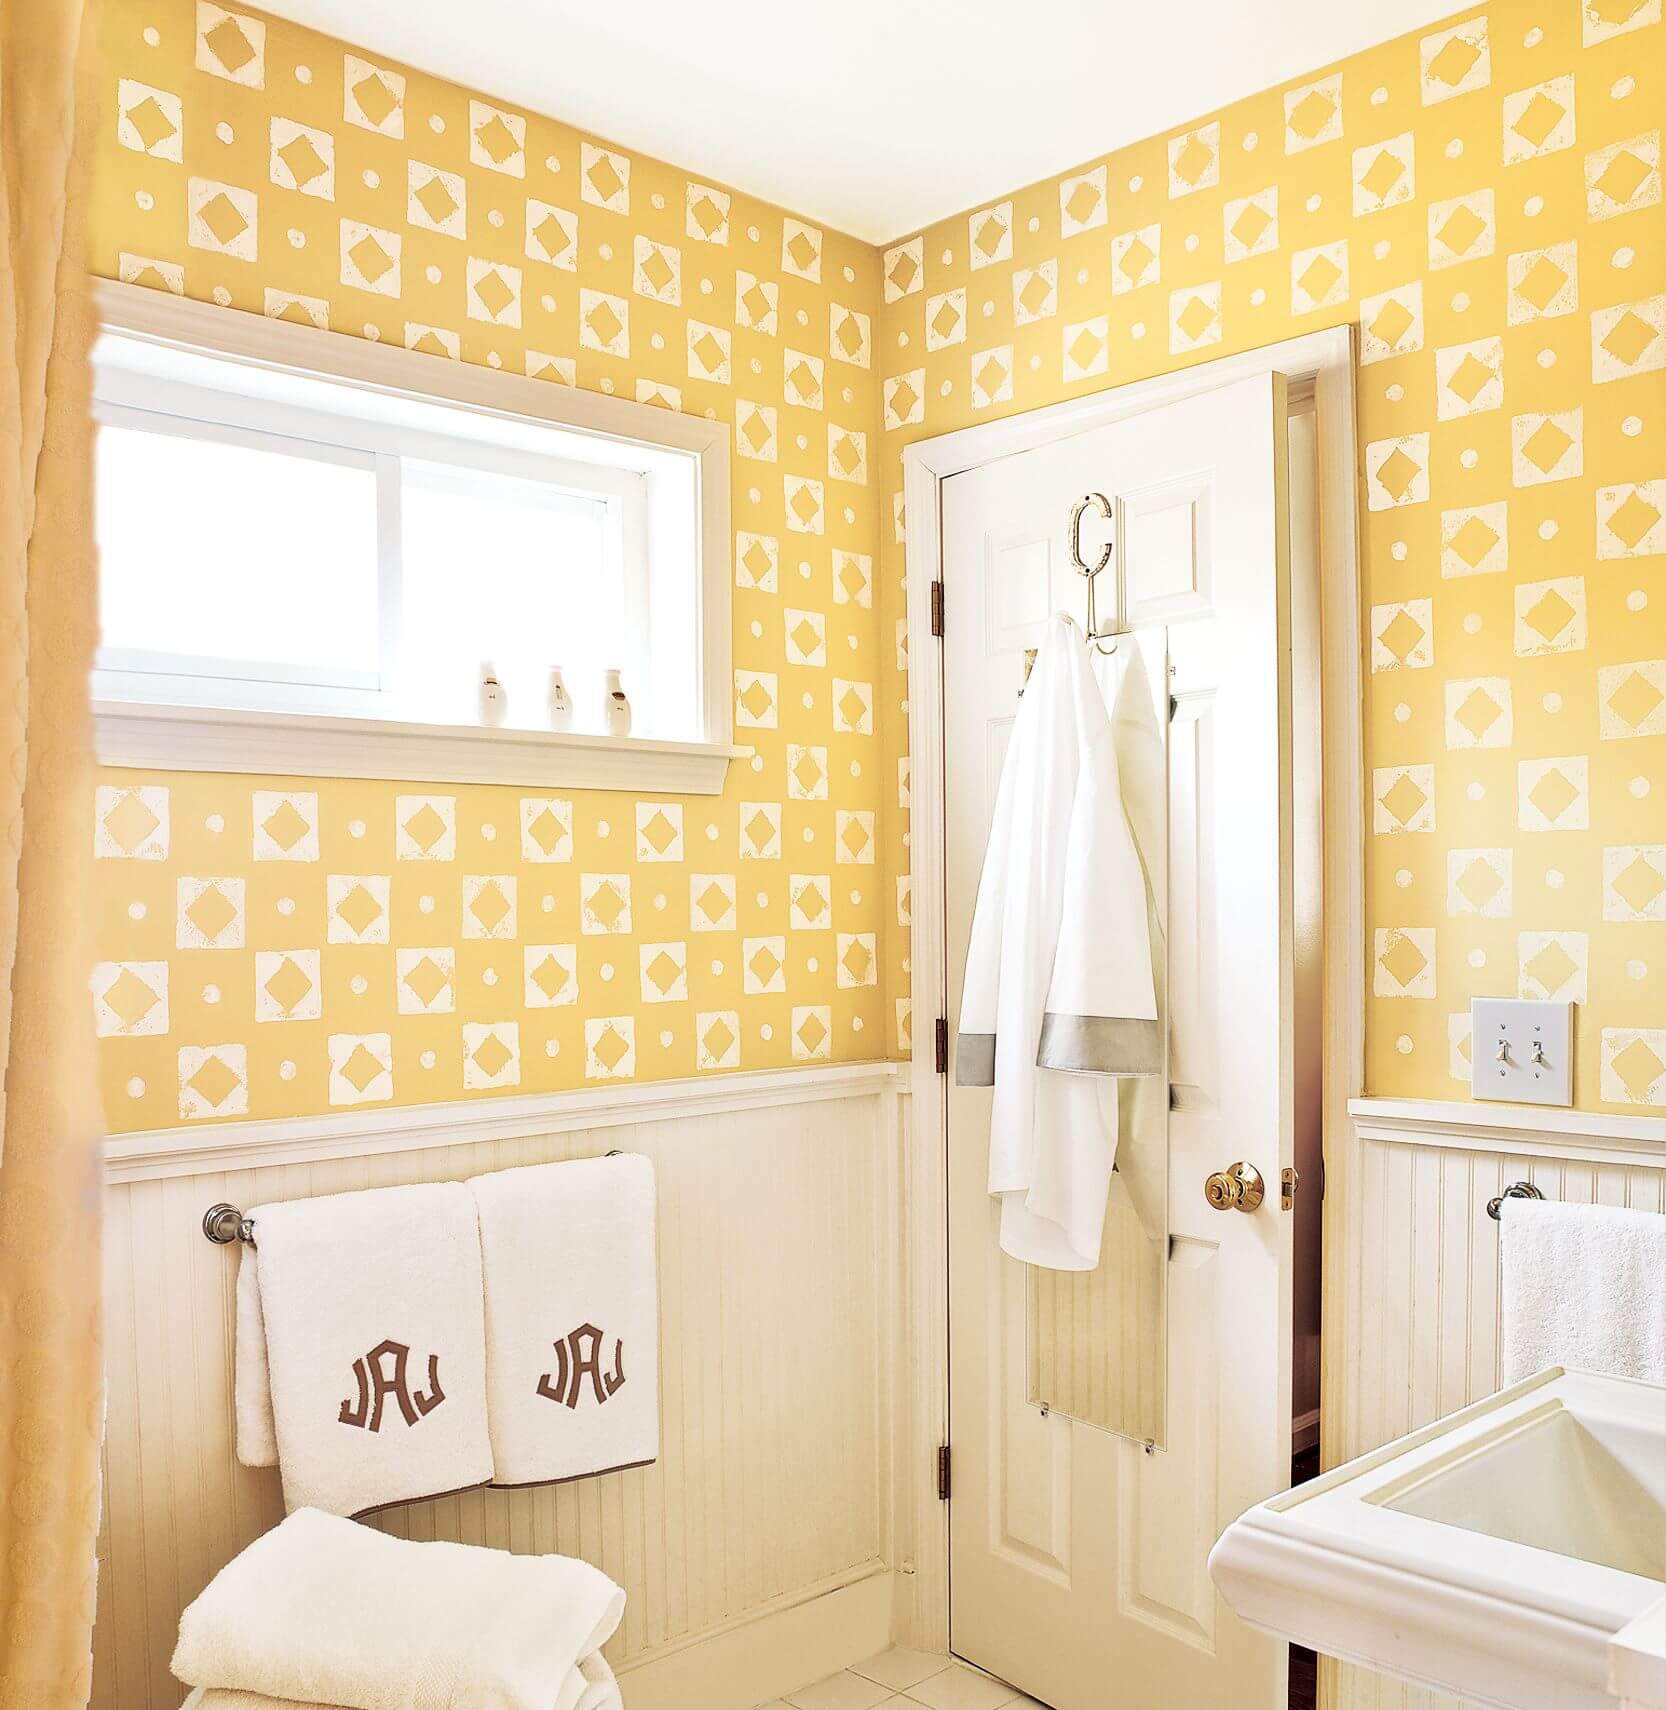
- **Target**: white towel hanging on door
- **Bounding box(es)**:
[1104,641,1168,1245]
[957,612,1159,1270]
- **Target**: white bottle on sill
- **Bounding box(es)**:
[478,661,508,727]
[547,667,574,732]
[602,669,632,737]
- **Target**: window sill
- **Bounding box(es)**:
[93,699,742,794]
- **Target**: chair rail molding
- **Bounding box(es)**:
[105,1059,903,1183]
[1349,1096,1666,1166]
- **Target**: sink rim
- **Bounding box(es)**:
[1209,1368,1666,1710]
[1260,1367,1664,1632]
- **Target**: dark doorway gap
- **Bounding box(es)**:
[1287,1442,1322,1710]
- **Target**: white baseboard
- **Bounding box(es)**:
[618,1565,894,1710]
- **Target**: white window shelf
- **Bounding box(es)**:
[92,698,742,793]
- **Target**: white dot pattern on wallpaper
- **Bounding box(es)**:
[93,779,884,1122]
[93,0,1665,1124]
[92,0,888,1129]
[874,0,1664,1110]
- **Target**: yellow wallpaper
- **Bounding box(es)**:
[88,0,887,1132]
[876,0,1664,1111]
[91,0,1664,1129]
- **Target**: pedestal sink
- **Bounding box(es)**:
[1208,1369,1666,1710]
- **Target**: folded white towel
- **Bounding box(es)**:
[183,1651,622,1710]
[185,1691,332,1710]
[572,1652,625,1710]
[470,1155,659,1487]
[172,1507,625,1710]
[1500,1197,1666,1385]
[235,1183,495,1516]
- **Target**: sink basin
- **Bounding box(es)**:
[1380,1397,1665,1581]
[1209,1368,1666,1710]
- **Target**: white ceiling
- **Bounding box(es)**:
[263,0,1463,242]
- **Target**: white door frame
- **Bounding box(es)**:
[895,326,1365,1659]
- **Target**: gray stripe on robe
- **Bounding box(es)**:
[1036,1012,1163,1076]
[955,1033,997,1085]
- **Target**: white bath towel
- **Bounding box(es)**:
[1500,1197,1666,1384]
[958,613,1159,1269]
[572,1652,625,1710]
[172,1507,625,1710]
[234,1182,495,1516]
[470,1154,659,1487]
[183,1652,623,1710]
[183,1655,626,1710]
[234,1254,276,1468]
[1103,643,1168,1246]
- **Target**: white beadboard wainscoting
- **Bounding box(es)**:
[94,1062,907,1710]
[1330,1096,1666,1710]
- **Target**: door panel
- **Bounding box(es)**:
[1117,1235,1220,1646]
[1121,472,1212,624]
[944,372,1293,1710]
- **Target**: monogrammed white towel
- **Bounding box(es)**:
[235,1182,494,1517]
[469,1154,659,1488]
[173,1506,625,1710]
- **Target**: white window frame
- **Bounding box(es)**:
[91,280,737,793]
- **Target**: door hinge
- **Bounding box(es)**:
[937,1444,951,1501]
[930,579,944,638]
[934,1017,949,1076]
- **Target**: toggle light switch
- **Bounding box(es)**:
[1470,998,1573,1107]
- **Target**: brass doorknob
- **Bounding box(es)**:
[1204,1162,1265,1213]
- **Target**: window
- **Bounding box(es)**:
[91,283,733,792]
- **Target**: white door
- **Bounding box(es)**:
[944,373,1295,1710]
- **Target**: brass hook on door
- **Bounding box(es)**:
[1068,492,1113,577]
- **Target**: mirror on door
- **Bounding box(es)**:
[1026,624,1170,1448]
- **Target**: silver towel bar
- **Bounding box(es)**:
[1486,1181,1543,1221]
[202,1150,632,1245]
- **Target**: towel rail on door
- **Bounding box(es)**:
[200,1149,632,1244]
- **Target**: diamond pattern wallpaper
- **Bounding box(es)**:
[874,0,1664,1111]
[90,0,1662,1127]
[89,0,886,1130]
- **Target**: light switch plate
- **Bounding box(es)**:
[1470,998,1573,1106]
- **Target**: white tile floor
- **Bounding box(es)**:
[754,1649,1043,1710]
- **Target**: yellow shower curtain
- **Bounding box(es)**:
[0,2,105,1705]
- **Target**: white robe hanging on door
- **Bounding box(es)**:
[957,612,1159,1270]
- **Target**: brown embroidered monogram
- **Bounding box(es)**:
[339,1338,447,1431]
[537,1324,626,1410]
